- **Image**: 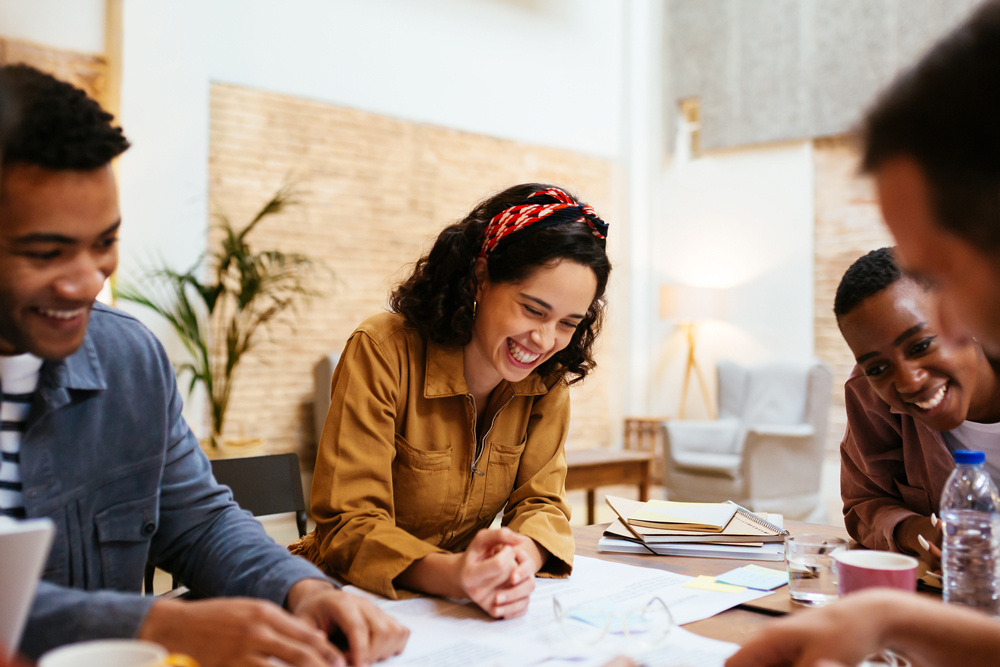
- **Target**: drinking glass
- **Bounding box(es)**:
[785,534,847,606]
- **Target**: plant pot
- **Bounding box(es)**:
[200,436,266,460]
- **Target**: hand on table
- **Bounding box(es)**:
[286,579,409,666]
[725,588,1000,667]
[140,597,343,667]
[894,514,942,571]
[139,585,408,667]
[724,591,890,667]
[457,528,541,619]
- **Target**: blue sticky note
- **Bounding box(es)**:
[715,565,788,591]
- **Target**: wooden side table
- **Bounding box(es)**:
[565,449,654,525]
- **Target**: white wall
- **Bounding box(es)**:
[645,140,815,418]
[0,0,105,54]
[117,0,626,289]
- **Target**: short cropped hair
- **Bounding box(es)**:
[834,247,905,321]
[861,1,1000,249]
[0,64,129,169]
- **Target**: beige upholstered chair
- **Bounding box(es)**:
[663,358,833,521]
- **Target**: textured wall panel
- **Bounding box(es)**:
[666,0,985,150]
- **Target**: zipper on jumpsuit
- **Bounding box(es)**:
[466,393,514,477]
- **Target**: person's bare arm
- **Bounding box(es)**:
[726,589,1000,667]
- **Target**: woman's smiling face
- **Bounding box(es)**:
[469,258,598,386]
[839,278,982,432]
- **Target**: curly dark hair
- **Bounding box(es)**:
[861,0,1000,249]
[390,183,612,384]
[0,64,130,169]
[834,247,933,324]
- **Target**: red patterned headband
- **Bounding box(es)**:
[479,188,609,259]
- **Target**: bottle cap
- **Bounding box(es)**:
[954,450,986,465]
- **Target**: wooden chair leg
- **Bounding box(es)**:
[639,461,650,502]
[587,489,596,525]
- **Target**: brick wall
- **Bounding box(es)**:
[209,83,618,463]
[813,137,893,453]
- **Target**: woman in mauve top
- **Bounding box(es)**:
[835,247,1000,564]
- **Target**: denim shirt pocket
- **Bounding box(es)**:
[478,439,527,522]
[93,493,160,591]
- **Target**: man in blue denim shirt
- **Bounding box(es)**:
[0,66,407,666]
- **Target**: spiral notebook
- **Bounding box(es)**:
[606,495,788,544]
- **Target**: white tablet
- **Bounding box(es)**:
[0,518,54,658]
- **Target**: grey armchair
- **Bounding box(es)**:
[663,357,833,521]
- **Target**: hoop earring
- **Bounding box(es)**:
[473,300,477,317]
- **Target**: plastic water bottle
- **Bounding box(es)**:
[940,449,1000,615]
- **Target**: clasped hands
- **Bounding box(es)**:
[397,527,547,620]
[140,579,408,667]
[457,527,546,618]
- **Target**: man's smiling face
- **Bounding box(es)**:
[0,163,119,360]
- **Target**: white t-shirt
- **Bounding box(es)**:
[943,419,1000,487]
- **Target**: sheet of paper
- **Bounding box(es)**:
[715,565,789,591]
[543,627,740,667]
[683,575,747,593]
[345,555,770,666]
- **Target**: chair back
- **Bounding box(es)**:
[144,452,307,594]
[742,358,815,426]
[716,360,748,420]
[210,453,308,537]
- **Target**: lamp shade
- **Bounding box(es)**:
[659,284,727,321]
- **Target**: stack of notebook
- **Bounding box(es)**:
[598,496,789,561]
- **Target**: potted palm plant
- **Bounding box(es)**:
[116,185,318,456]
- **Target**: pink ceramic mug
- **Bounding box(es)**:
[833,550,918,595]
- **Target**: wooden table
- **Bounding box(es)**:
[565,449,653,525]
[573,520,850,646]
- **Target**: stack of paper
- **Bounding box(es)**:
[599,496,788,561]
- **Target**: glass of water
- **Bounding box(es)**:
[785,534,848,606]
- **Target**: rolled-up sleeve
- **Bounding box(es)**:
[310,331,446,599]
[21,333,329,660]
[151,351,329,601]
[503,379,574,578]
[841,378,916,551]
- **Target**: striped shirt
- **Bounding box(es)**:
[0,354,42,519]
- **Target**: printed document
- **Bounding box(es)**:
[348,555,769,666]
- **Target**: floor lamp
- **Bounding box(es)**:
[659,284,727,420]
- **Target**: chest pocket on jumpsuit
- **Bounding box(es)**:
[478,438,527,522]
